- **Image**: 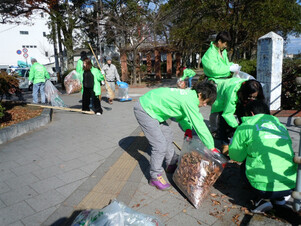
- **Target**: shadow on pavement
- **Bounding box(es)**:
[119,136,151,180]
[49,210,83,226]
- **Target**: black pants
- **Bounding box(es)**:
[218,112,236,144]
[240,162,293,201]
[82,88,103,114]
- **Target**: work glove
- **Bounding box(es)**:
[184,129,193,141]
[229,64,240,72]
[101,81,105,86]
[28,81,32,86]
[211,148,220,153]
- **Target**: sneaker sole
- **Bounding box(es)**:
[149,182,172,191]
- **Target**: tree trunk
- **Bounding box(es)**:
[154,49,161,80]
[120,51,128,81]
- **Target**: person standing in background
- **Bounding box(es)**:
[28,58,50,104]
[102,56,121,104]
[79,58,104,115]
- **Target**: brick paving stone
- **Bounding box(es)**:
[30,176,66,194]
[0,185,38,206]
[4,173,39,189]
[21,206,56,226]
[56,179,86,198]
[25,190,66,212]
[0,201,35,225]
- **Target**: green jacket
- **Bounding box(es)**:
[28,62,50,84]
[139,88,214,149]
[181,69,196,80]
[79,67,104,96]
[211,77,247,128]
[229,114,297,192]
[76,59,84,75]
[202,42,233,79]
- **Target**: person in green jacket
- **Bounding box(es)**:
[76,51,87,75]
[179,67,196,88]
[202,31,240,82]
[133,82,219,190]
[79,58,104,115]
[210,78,264,153]
[229,100,297,213]
[28,58,50,104]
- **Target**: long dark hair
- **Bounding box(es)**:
[237,80,264,103]
[83,58,92,71]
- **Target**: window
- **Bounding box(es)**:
[34,46,37,48]
[20,31,29,35]
[45,52,48,57]
[43,32,46,37]
[22,45,25,48]
[30,46,33,48]
[41,12,44,18]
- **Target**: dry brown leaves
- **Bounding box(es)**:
[0,105,42,128]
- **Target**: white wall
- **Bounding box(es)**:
[0,11,54,67]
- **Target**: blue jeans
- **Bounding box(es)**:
[188,77,193,88]
[33,82,46,104]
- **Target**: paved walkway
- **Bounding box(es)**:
[0,78,300,225]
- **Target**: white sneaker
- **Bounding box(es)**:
[96,112,101,116]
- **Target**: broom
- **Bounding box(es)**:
[88,43,115,100]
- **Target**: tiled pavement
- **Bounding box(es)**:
[0,78,301,225]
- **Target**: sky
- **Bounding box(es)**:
[286,35,301,54]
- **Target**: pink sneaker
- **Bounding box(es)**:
[149,174,171,190]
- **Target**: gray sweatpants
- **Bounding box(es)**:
[134,101,178,179]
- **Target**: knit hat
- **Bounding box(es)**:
[106,56,112,61]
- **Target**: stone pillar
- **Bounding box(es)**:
[146,52,152,74]
[176,52,181,77]
[166,52,172,79]
[154,49,161,80]
[121,51,128,81]
[257,32,283,110]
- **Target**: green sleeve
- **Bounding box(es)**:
[178,117,192,131]
[44,66,50,79]
[202,53,231,77]
[222,93,239,128]
[181,103,214,149]
[28,66,34,81]
[76,60,83,74]
[229,125,248,162]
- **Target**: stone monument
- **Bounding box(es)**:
[257,32,283,110]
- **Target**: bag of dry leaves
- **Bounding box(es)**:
[64,70,82,95]
[173,138,228,209]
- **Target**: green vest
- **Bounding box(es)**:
[140,87,214,149]
[229,114,297,191]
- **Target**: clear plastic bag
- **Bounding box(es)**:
[71,199,163,226]
[233,68,255,80]
[64,70,82,95]
[117,82,132,101]
[45,80,66,107]
[173,139,228,209]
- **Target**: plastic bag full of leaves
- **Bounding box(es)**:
[173,138,228,209]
